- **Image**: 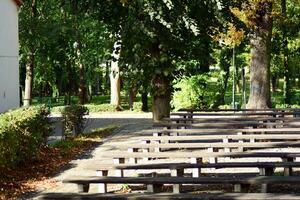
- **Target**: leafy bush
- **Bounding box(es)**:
[132,102,143,112]
[274,104,300,109]
[218,104,232,109]
[61,105,89,137]
[0,106,51,167]
[171,75,216,111]
[86,104,121,112]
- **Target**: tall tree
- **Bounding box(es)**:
[23,0,37,106]
[281,0,291,104]
[110,35,122,107]
[235,0,273,108]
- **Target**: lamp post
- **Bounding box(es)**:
[232,47,236,109]
[242,67,247,108]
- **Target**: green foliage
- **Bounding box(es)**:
[132,102,143,112]
[61,105,89,137]
[85,104,121,112]
[0,106,51,168]
[218,104,232,109]
[274,104,300,109]
[171,75,216,111]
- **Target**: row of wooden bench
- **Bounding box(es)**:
[39,109,300,199]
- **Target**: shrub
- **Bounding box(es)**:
[85,104,121,112]
[275,104,300,109]
[132,102,143,112]
[218,104,232,109]
[61,105,89,137]
[171,75,215,111]
[0,106,51,168]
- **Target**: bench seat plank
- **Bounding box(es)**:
[63,175,300,185]
[38,193,300,200]
[99,151,300,159]
[179,108,300,112]
[153,122,300,128]
[166,117,300,122]
[136,134,300,141]
[171,112,300,116]
[85,161,300,171]
[117,141,300,149]
[146,127,300,134]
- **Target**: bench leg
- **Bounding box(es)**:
[96,170,108,193]
[113,158,125,177]
[78,184,89,193]
[141,140,150,161]
[147,172,162,193]
[259,167,274,193]
[153,132,161,152]
[237,132,244,152]
[171,168,184,194]
[128,148,138,164]
[208,148,217,164]
[190,157,202,177]
[223,138,231,161]
[282,157,295,176]
[147,184,162,193]
[234,184,250,193]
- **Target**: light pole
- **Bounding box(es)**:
[232,47,236,109]
[242,67,247,108]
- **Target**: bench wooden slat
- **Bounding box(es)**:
[171,111,300,116]
[85,161,300,171]
[179,108,300,112]
[153,122,300,128]
[116,141,300,149]
[99,151,300,159]
[137,134,300,141]
[38,192,300,200]
[146,127,300,134]
[63,175,300,185]
[166,117,300,122]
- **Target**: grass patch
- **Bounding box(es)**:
[0,125,118,200]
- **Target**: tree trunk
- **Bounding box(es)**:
[271,75,277,92]
[247,1,273,109]
[72,1,87,105]
[142,92,148,112]
[152,76,171,122]
[78,61,87,104]
[24,53,34,106]
[23,0,37,106]
[129,86,137,110]
[282,0,291,104]
[110,38,122,107]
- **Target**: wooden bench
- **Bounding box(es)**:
[165,116,300,123]
[119,141,300,157]
[100,151,298,177]
[55,110,300,198]
[179,108,300,112]
[83,160,300,193]
[171,111,300,118]
[153,121,300,129]
[38,192,300,200]
[62,175,300,194]
[146,127,300,136]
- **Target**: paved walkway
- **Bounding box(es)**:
[26,112,153,199]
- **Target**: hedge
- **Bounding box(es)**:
[61,105,89,137]
[0,106,52,168]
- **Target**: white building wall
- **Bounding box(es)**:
[0,0,20,113]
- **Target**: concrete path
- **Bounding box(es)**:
[25,112,153,199]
